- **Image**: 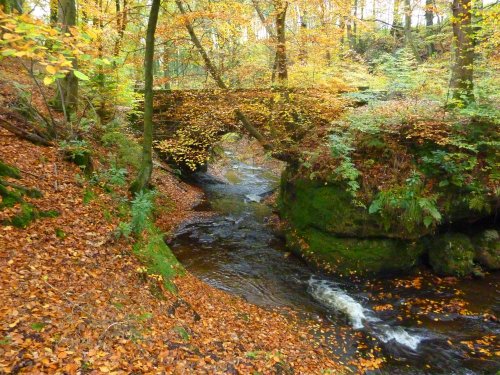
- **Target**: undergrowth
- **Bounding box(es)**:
[115,188,183,294]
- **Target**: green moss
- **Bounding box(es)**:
[9,203,38,228]
[133,230,184,293]
[225,170,243,184]
[280,176,418,239]
[55,228,66,239]
[286,227,424,275]
[101,130,142,170]
[428,233,475,276]
[473,229,500,270]
[40,210,60,218]
[63,149,93,175]
[0,183,23,208]
[0,161,21,179]
[173,326,190,341]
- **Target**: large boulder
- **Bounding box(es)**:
[428,233,475,276]
[279,172,494,276]
[473,229,500,270]
[286,227,424,275]
[279,176,428,240]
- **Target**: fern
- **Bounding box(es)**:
[130,190,156,235]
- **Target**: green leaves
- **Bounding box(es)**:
[73,70,90,81]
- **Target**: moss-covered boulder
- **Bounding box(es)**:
[473,230,500,270]
[286,227,424,275]
[428,233,475,276]
[279,175,435,241]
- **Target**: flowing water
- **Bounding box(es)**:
[169,150,500,374]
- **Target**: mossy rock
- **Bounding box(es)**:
[428,233,475,276]
[473,229,500,270]
[279,175,429,240]
[285,227,424,275]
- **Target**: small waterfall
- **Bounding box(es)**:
[308,278,367,329]
[308,278,423,350]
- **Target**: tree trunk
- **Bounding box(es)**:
[174,0,268,148]
[297,5,307,64]
[274,0,288,85]
[113,0,126,56]
[57,0,78,117]
[130,0,161,194]
[0,0,23,13]
[352,0,358,48]
[391,0,402,37]
[403,0,421,62]
[50,0,57,23]
[163,43,172,90]
[450,0,474,103]
[250,0,279,83]
[425,0,435,55]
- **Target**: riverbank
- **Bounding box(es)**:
[167,137,499,374]
[0,125,373,373]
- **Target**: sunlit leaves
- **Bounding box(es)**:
[0,10,93,86]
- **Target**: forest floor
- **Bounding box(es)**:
[0,122,379,373]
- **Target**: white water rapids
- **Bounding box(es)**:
[308,278,423,351]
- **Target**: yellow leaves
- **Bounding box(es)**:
[46,65,58,75]
[8,319,20,328]
[373,304,393,312]
[43,76,55,86]
[2,33,18,40]
[0,10,93,87]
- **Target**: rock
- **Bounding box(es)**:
[428,233,475,276]
[279,175,436,241]
[285,227,424,275]
[473,229,500,270]
[279,166,495,276]
[279,175,426,275]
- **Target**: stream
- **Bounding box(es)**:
[169,149,500,374]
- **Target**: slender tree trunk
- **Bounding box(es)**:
[404,0,421,62]
[297,6,307,64]
[174,0,268,148]
[391,0,402,37]
[130,0,161,194]
[163,43,172,90]
[57,0,78,118]
[250,0,279,83]
[274,0,288,85]
[352,0,358,48]
[450,0,474,103]
[425,0,435,55]
[114,0,122,56]
[252,0,275,39]
[50,0,58,23]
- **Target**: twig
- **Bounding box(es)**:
[53,163,59,191]
[99,321,129,340]
[20,61,57,135]
[19,168,44,180]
